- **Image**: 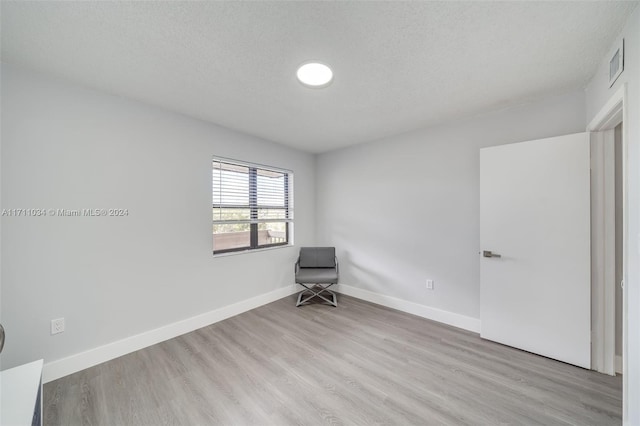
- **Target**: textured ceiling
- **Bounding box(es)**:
[1,1,637,153]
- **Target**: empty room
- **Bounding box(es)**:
[1,1,639,425]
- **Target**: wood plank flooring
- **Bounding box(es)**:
[43,294,622,425]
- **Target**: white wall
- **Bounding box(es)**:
[317,91,586,325]
[585,6,640,424]
[0,64,315,372]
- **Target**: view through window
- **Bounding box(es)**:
[212,158,293,254]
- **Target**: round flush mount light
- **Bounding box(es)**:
[296,62,333,88]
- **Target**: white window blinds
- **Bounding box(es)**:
[212,158,293,253]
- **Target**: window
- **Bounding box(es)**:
[212,157,293,254]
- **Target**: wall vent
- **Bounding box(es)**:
[609,39,624,88]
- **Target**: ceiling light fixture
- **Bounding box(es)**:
[296,62,333,88]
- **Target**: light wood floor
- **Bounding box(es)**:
[43,294,622,425]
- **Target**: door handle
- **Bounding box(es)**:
[483,250,501,258]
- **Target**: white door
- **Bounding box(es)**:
[480,132,591,368]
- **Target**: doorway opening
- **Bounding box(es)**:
[587,82,627,421]
[614,123,623,374]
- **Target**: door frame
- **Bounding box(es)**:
[587,83,627,416]
[590,130,615,375]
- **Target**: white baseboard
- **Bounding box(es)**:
[43,285,298,383]
[615,355,622,374]
[336,284,481,333]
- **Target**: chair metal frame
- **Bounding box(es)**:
[295,282,338,307]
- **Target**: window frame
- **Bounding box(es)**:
[212,157,293,255]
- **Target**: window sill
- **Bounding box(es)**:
[212,244,293,258]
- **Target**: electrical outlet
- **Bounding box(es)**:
[426,279,434,290]
[51,318,65,335]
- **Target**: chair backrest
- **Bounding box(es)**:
[299,247,336,268]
